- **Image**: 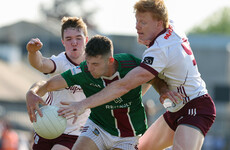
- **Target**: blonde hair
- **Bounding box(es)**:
[134,0,169,28]
[61,17,88,39]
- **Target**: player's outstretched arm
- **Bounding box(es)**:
[58,66,154,120]
[27,38,55,73]
[26,75,68,122]
[82,66,154,109]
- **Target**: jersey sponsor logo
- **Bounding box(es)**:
[114,97,123,103]
[92,128,100,136]
[143,57,154,65]
[89,83,102,88]
[164,25,173,39]
[65,85,83,94]
[105,102,132,109]
[70,66,82,75]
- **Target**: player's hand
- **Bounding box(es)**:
[58,101,86,124]
[159,89,184,104]
[26,38,43,53]
[26,90,47,122]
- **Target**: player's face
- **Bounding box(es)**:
[135,12,162,45]
[86,55,109,79]
[62,28,88,61]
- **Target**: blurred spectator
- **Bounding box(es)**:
[0,120,19,150]
[144,99,159,125]
[18,133,29,150]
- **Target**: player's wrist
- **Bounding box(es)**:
[79,99,88,110]
[28,50,39,55]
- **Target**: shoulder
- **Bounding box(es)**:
[50,52,67,62]
[115,53,140,61]
[79,61,89,73]
[115,53,141,68]
[154,21,187,49]
[68,66,82,76]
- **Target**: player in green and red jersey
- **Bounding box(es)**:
[62,52,147,138]
[26,35,179,150]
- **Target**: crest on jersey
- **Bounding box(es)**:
[93,128,100,136]
[71,66,82,75]
[143,57,154,65]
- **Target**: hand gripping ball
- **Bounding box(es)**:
[33,105,67,139]
[163,98,185,112]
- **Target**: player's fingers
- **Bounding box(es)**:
[63,111,74,118]
[36,105,43,118]
[166,95,175,103]
[29,107,36,122]
[60,101,71,106]
[66,115,75,120]
[169,92,183,104]
[159,94,168,104]
[28,41,35,45]
[168,93,179,103]
[57,107,65,113]
[159,96,165,104]
[39,100,47,106]
[28,107,33,122]
[58,108,73,117]
[35,38,40,41]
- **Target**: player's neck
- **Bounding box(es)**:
[106,60,118,77]
[70,56,85,66]
[72,56,85,65]
[65,52,85,65]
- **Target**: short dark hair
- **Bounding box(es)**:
[85,35,113,57]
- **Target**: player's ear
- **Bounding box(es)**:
[85,36,89,43]
[157,20,163,27]
[61,39,65,46]
[109,57,114,63]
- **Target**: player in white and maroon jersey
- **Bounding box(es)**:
[133,1,215,149]
[46,52,90,136]
[26,17,90,150]
[48,1,215,150]
[26,35,175,150]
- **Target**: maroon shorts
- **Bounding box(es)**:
[163,94,216,136]
[33,133,78,150]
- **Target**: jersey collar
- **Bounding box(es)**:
[148,28,167,48]
[65,52,79,66]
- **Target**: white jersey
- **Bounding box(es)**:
[45,52,90,136]
[140,21,207,103]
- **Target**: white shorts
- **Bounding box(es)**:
[80,119,140,150]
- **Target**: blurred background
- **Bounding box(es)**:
[0,0,230,149]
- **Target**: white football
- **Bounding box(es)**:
[33,105,67,139]
[163,98,184,112]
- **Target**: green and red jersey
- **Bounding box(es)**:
[61,53,148,137]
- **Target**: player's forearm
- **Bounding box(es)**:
[29,81,49,97]
[81,81,129,109]
[82,67,154,109]
[150,77,169,95]
[28,51,44,71]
